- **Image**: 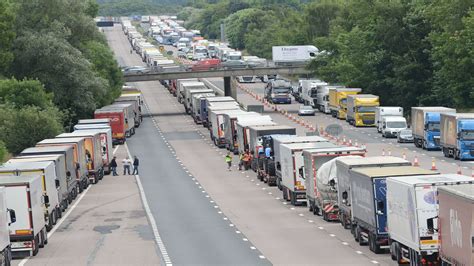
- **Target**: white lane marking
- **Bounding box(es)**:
[342,242,348,245]
[125,143,172,266]
[18,186,92,266]
[356,251,363,254]
[371,261,379,264]
[259,255,266,259]
[250,246,256,250]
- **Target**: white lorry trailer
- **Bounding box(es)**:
[272,45,319,66]
[1,175,47,258]
[235,118,275,155]
[317,85,344,114]
[304,147,366,219]
[209,109,244,148]
[335,156,411,230]
[73,126,114,174]
[387,174,473,265]
[302,81,327,109]
[0,161,60,232]
[176,79,199,104]
[411,107,456,150]
[280,142,337,205]
[222,112,261,154]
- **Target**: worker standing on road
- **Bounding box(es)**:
[132,156,139,175]
[225,153,233,171]
[122,156,132,175]
[110,156,118,176]
[238,152,244,171]
[243,150,251,170]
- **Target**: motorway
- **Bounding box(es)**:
[105,24,405,265]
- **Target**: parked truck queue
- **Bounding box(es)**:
[0,81,144,263]
[123,16,474,266]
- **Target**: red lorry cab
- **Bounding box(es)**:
[191,59,220,71]
[94,109,126,144]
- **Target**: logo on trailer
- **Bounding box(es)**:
[449,209,462,248]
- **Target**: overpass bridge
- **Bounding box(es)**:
[123,66,311,97]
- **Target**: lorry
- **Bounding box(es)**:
[440,113,474,160]
[94,108,127,144]
[182,81,208,113]
[0,187,15,264]
[272,136,328,189]
[185,88,214,115]
[191,93,216,124]
[0,162,60,232]
[328,88,361,119]
[72,126,113,174]
[349,166,436,254]
[203,97,237,127]
[235,118,276,155]
[114,94,142,127]
[346,94,380,127]
[387,174,473,265]
[1,175,47,258]
[104,103,136,136]
[272,45,319,66]
[317,85,344,114]
[56,131,104,184]
[437,184,473,266]
[8,154,76,207]
[207,103,240,132]
[300,80,325,106]
[77,118,110,126]
[280,142,338,205]
[304,147,366,217]
[222,112,260,154]
[335,156,411,230]
[32,140,88,192]
[375,107,403,132]
[411,107,456,150]
[210,109,247,148]
[247,125,296,173]
[264,79,292,104]
[176,79,199,104]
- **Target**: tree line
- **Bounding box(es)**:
[0,0,123,159]
[180,0,474,113]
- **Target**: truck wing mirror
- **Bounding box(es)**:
[342,191,348,204]
[8,209,16,225]
[376,200,384,215]
[44,195,50,206]
[55,180,60,188]
[456,132,461,139]
[426,216,437,234]
[329,179,336,188]
[298,167,305,178]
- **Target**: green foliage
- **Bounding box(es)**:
[0,105,64,155]
[0,0,15,75]
[0,79,54,109]
[97,0,182,16]
[0,141,7,163]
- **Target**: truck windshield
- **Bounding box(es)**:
[356,106,376,113]
[310,88,318,98]
[340,98,347,106]
[460,130,474,140]
[273,87,290,94]
[387,122,406,129]
[427,122,440,132]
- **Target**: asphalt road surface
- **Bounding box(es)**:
[105,24,398,265]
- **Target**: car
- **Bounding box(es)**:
[397,129,414,143]
[191,59,221,71]
[121,66,150,75]
[221,60,259,69]
[298,105,316,116]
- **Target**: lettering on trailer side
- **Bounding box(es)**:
[449,209,462,248]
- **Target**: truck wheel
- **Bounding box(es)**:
[390,241,397,260]
[39,230,45,248]
[308,201,313,212]
[282,187,287,200]
[33,235,40,256]
[290,192,296,206]
[313,203,319,216]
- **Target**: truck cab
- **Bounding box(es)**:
[381,116,407,138]
[411,107,456,150]
[265,80,292,104]
[440,113,474,160]
[346,94,380,127]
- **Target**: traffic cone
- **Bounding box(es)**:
[342,136,347,145]
[413,156,420,167]
[348,139,353,146]
[431,159,437,170]
[354,140,359,147]
[402,152,406,160]
[388,149,392,156]
[382,149,385,156]
[456,165,462,175]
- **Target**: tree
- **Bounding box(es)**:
[0,141,7,163]
[0,78,54,109]
[0,0,15,75]
[0,106,64,155]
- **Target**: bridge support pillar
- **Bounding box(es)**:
[224,76,236,99]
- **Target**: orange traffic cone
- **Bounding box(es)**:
[382,149,386,156]
[354,140,359,147]
[431,159,438,170]
[456,165,462,175]
[348,139,353,146]
[413,156,419,167]
[342,136,347,145]
[388,149,392,156]
[402,152,406,160]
